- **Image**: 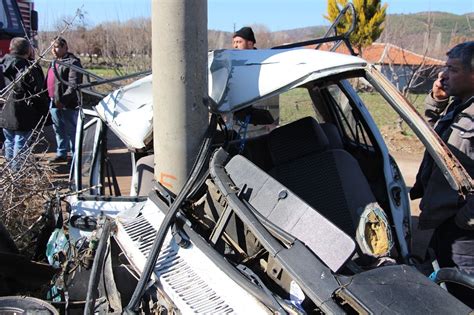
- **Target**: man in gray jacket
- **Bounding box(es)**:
[45,37,82,163]
[411,41,473,306]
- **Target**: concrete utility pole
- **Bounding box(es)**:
[152,0,209,194]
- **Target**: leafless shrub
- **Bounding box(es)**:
[0,122,68,257]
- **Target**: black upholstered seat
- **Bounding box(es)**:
[320,122,344,150]
[225,154,356,272]
[267,117,376,236]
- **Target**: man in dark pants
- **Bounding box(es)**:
[0,38,48,167]
[411,41,474,307]
[45,37,82,163]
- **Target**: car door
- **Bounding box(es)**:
[72,109,106,195]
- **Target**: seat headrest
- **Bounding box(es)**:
[320,123,344,149]
[268,117,330,165]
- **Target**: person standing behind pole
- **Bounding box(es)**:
[411,41,474,307]
[0,37,48,166]
[232,26,257,50]
[45,37,82,163]
[232,27,279,137]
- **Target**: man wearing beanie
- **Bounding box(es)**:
[233,26,256,49]
[232,26,280,135]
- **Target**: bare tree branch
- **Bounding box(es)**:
[0,9,84,102]
[0,114,68,258]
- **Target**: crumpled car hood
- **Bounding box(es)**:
[94,75,153,150]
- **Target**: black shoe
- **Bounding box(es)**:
[48,155,67,163]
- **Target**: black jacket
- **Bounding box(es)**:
[45,52,83,109]
[411,95,474,230]
[0,54,49,131]
[0,67,5,90]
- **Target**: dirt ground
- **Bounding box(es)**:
[380,126,425,156]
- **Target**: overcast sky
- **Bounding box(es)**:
[35,0,474,32]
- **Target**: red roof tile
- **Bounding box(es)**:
[309,42,445,66]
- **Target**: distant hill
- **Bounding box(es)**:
[39,11,471,68]
[380,12,473,58]
[209,12,473,58]
[387,12,472,37]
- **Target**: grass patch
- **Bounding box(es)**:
[361,92,425,128]
[86,67,120,78]
[279,88,317,125]
[280,88,426,137]
[361,92,425,137]
[82,67,148,98]
[279,88,426,153]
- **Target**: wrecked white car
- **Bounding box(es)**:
[50,43,473,314]
[2,8,472,311]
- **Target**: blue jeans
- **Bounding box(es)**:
[50,106,78,158]
[2,129,32,162]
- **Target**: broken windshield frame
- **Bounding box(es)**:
[365,65,473,196]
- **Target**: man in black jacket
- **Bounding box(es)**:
[45,37,82,163]
[0,37,48,166]
[411,41,474,307]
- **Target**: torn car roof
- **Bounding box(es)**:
[208,48,366,113]
[94,48,367,149]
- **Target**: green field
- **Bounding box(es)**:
[279,88,317,124]
[81,67,147,97]
[279,88,426,136]
[87,67,119,77]
[360,92,425,132]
